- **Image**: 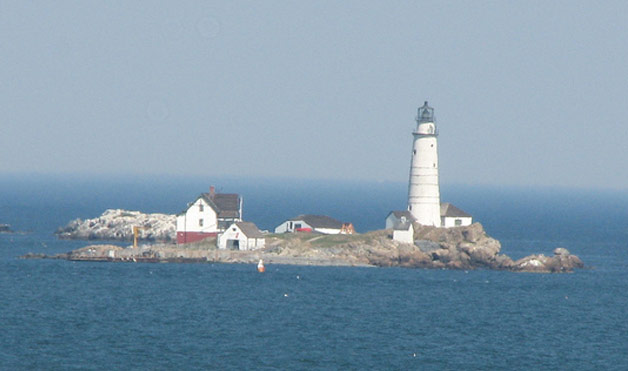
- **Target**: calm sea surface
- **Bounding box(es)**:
[1,175,627,370]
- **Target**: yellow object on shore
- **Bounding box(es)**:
[133,226,148,249]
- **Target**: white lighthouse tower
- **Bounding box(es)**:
[407,101,441,227]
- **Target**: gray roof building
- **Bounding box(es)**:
[207,193,241,218]
[182,192,241,219]
[393,220,413,231]
[440,203,472,218]
[390,210,416,221]
[289,214,344,229]
[234,221,264,238]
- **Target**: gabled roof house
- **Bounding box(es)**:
[440,203,472,227]
[176,186,242,244]
[274,214,354,235]
[217,221,265,250]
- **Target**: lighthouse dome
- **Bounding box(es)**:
[417,101,435,123]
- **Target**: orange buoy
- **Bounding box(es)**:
[257,259,265,273]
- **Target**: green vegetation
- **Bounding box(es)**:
[267,232,383,248]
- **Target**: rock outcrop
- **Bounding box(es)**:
[55,209,176,242]
[512,247,584,273]
[262,223,523,270]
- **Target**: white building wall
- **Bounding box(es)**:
[218,224,245,250]
[274,220,341,235]
[441,216,473,228]
[247,238,265,249]
[218,224,265,250]
[393,227,414,244]
[274,221,290,233]
[385,214,397,230]
[177,198,218,233]
[274,220,313,233]
[408,121,441,227]
[314,227,341,235]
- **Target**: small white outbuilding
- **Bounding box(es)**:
[440,203,473,228]
[217,222,265,250]
[385,211,416,230]
[392,218,414,244]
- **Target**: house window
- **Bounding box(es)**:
[455,219,462,226]
[199,218,204,227]
[199,204,204,212]
[295,223,302,229]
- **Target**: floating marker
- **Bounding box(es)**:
[257,259,265,273]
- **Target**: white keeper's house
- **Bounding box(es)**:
[176,186,242,244]
[274,214,355,235]
[217,221,266,250]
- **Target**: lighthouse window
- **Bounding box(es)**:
[433,163,436,167]
[431,144,434,147]
[413,150,416,154]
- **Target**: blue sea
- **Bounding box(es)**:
[1,174,627,370]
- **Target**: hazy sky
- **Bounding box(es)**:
[2,1,627,189]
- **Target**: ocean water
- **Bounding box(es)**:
[1,175,627,369]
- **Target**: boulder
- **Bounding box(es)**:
[513,248,583,273]
[415,239,441,253]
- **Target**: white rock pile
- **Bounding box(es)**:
[55,209,176,242]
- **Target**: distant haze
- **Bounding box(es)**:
[2,1,627,190]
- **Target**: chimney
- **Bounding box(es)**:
[209,186,215,199]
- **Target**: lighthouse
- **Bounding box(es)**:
[407,101,441,227]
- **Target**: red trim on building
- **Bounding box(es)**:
[177,231,218,244]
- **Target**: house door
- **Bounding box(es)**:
[228,239,240,250]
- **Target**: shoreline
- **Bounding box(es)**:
[22,223,585,273]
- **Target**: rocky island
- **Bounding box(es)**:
[31,211,584,273]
